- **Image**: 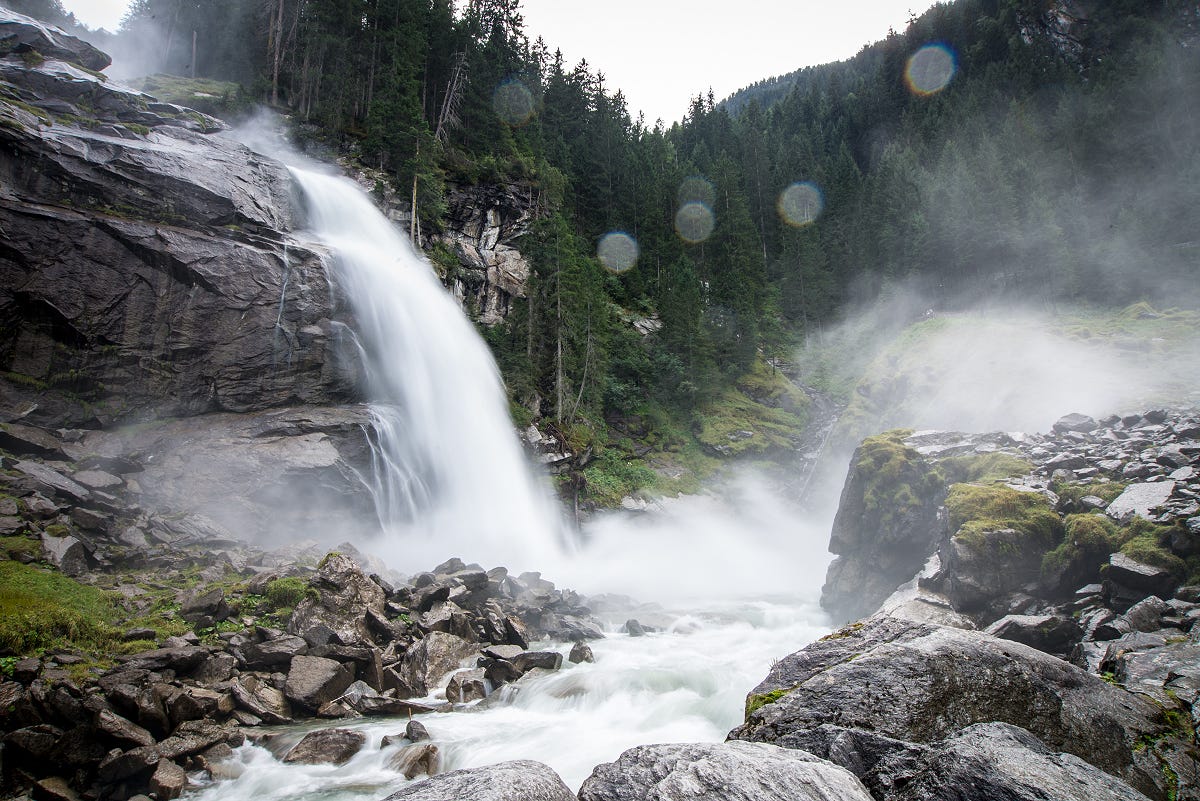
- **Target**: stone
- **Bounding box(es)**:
[71,469,123,490]
[240,634,309,670]
[181,587,231,624]
[97,745,160,782]
[115,646,210,673]
[156,721,244,761]
[983,613,1082,656]
[31,776,81,801]
[569,641,595,663]
[890,723,1154,801]
[284,655,356,712]
[399,631,478,696]
[624,619,647,636]
[230,677,292,725]
[1053,413,1098,433]
[577,741,874,801]
[1107,553,1178,599]
[406,719,431,742]
[445,668,487,703]
[192,652,237,684]
[95,709,156,748]
[511,651,563,673]
[149,758,188,800]
[0,422,68,459]
[1107,482,1177,523]
[730,616,1185,800]
[39,531,91,576]
[0,10,110,69]
[388,742,442,779]
[282,727,366,766]
[380,760,575,801]
[289,553,386,647]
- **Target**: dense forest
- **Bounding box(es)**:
[10,0,1200,501]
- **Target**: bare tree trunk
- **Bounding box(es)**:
[270,0,285,105]
[410,141,419,245]
[190,29,197,78]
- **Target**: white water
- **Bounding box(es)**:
[189,162,835,800]
[289,168,565,573]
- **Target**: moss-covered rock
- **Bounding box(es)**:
[822,431,948,622]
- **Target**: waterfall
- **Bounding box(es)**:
[288,167,565,571]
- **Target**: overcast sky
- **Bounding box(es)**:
[63,0,940,124]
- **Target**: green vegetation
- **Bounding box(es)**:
[0,534,39,561]
[139,74,249,118]
[582,450,658,508]
[745,688,791,717]
[941,452,1032,485]
[852,430,944,528]
[945,484,1061,552]
[264,576,318,611]
[0,562,119,655]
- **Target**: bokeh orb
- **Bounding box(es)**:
[675,201,715,243]
[493,79,534,126]
[905,44,956,95]
[777,182,824,227]
[676,175,716,208]
[597,231,639,273]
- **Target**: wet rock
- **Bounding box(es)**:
[149,758,188,800]
[39,530,91,576]
[569,642,595,663]
[284,655,356,712]
[115,646,209,674]
[0,422,69,459]
[446,668,487,703]
[406,720,431,742]
[239,634,309,670]
[230,677,292,725]
[399,631,478,696]
[380,759,575,801]
[730,616,1183,799]
[1053,413,1099,434]
[891,723,1153,801]
[577,741,874,801]
[388,742,442,779]
[512,651,563,673]
[180,588,231,625]
[97,744,160,782]
[193,652,237,685]
[156,721,244,761]
[282,727,366,766]
[1107,482,1177,523]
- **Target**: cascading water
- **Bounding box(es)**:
[288,167,565,571]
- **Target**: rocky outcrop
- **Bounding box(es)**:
[0,17,361,428]
[578,741,874,801]
[730,615,1194,800]
[436,182,538,326]
[821,430,949,621]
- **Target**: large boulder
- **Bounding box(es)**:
[289,553,387,647]
[282,728,366,766]
[0,9,110,70]
[821,432,947,621]
[379,760,574,801]
[399,632,478,696]
[577,741,873,801]
[730,616,1191,800]
[285,655,357,712]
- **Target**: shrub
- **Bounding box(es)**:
[264,577,317,611]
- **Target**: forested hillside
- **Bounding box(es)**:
[16,0,1200,503]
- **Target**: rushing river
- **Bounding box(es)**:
[186,470,834,799]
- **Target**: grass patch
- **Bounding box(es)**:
[0,534,39,561]
[693,386,807,457]
[264,577,317,611]
[941,452,1032,484]
[852,430,945,529]
[583,449,658,507]
[1054,479,1127,506]
[0,562,120,655]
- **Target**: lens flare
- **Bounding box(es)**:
[674,201,715,244]
[676,175,716,208]
[493,78,534,126]
[777,182,823,227]
[597,232,639,273]
[905,44,956,95]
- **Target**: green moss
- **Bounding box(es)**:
[583,449,658,507]
[1120,532,1186,578]
[0,562,120,655]
[0,534,39,561]
[264,577,317,610]
[1054,479,1127,505]
[946,483,1062,552]
[1041,513,1122,580]
[693,384,807,457]
[745,688,791,717]
[120,122,151,137]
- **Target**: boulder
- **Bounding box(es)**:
[406,719,431,742]
[115,646,209,673]
[282,727,366,766]
[94,709,156,748]
[1107,483,1177,524]
[984,613,1082,656]
[821,433,946,621]
[388,742,441,779]
[568,642,595,664]
[230,677,292,725]
[399,631,478,696]
[284,655,356,712]
[31,777,81,801]
[0,10,110,70]
[149,758,188,800]
[380,760,574,801]
[730,616,1187,800]
[446,668,487,703]
[1107,553,1178,599]
[289,553,386,647]
[1053,413,1099,434]
[156,721,244,761]
[0,422,68,459]
[240,634,309,670]
[890,723,1153,801]
[577,741,874,801]
[511,651,563,673]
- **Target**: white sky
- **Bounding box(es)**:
[63,0,940,124]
